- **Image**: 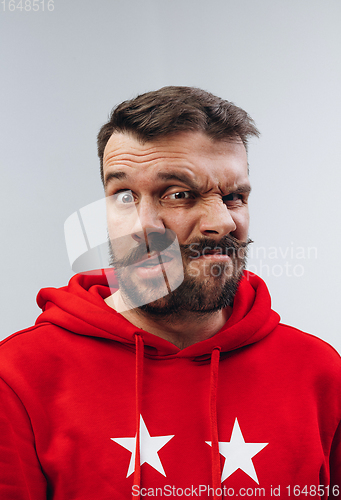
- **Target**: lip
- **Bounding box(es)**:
[196,251,231,262]
[133,251,172,266]
[133,252,175,279]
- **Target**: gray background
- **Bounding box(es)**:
[1,0,340,352]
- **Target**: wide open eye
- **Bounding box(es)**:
[114,191,135,204]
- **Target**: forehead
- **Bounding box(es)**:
[103,131,249,191]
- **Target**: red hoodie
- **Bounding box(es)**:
[0,271,340,499]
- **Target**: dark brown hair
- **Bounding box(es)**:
[97,86,259,184]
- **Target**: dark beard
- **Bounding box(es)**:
[109,233,252,318]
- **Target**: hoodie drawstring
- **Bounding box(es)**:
[132,333,144,499]
[210,347,222,500]
[132,338,222,498]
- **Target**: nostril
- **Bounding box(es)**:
[204,230,219,235]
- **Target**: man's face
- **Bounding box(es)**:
[103,131,251,315]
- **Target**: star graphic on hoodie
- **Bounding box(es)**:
[111,415,174,477]
[206,418,268,484]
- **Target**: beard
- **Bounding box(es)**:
[109,232,252,319]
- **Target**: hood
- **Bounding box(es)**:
[36,270,280,359]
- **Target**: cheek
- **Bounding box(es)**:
[162,210,198,243]
[232,210,250,240]
[106,218,139,259]
[106,204,142,240]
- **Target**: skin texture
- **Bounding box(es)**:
[103,131,251,349]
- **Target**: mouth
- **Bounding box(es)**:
[195,249,232,262]
[203,249,221,255]
[131,252,175,279]
[134,252,173,268]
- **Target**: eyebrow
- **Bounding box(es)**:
[104,171,127,187]
[104,169,251,194]
[156,171,200,191]
[158,172,251,195]
[232,184,252,194]
[104,169,200,190]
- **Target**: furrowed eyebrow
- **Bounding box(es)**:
[104,171,127,187]
[156,172,200,191]
[158,172,251,196]
[232,184,252,194]
[104,170,251,195]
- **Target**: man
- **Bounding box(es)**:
[0,87,340,499]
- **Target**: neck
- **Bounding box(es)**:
[105,291,232,349]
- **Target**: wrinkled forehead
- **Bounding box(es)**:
[103,131,249,187]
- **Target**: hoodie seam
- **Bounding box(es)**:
[278,323,341,359]
[0,323,49,349]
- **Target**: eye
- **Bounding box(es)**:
[167,191,192,200]
[222,193,243,204]
[114,191,135,204]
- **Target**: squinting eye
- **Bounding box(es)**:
[168,191,192,200]
[223,193,242,203]
[115,191,134,204]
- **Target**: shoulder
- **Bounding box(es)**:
[268,323,341,383]
[0,323,48,355]
[0,322,92,378]
[1,322,71,352]
[275,322,340,358]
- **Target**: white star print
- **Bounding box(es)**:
[111,415,174,477]
[206,418,268,484]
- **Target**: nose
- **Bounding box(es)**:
[131,199,166,244]
[199,201,236,238]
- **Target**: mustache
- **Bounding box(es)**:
[110,230,177,269]
[181,235,253,259]
[111,231,253,269]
